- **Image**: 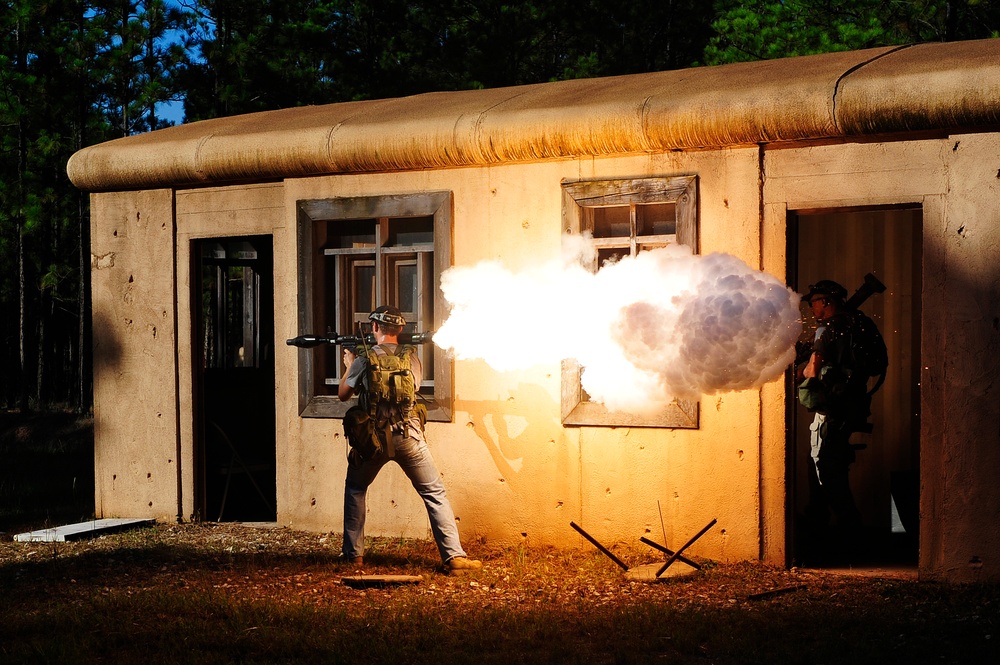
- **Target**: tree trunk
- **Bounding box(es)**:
[36,291,47,407]
[18,224,29,412]
[15,12,30,412]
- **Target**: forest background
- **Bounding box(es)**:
[2,0,998,414]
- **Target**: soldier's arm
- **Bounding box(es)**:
[803,351,822,379]
[338,349,358,401]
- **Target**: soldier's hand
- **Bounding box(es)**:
[803,352,821,379]
[343,348,356,370]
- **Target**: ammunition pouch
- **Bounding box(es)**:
[343,405,384,461]
[797,377,828,413]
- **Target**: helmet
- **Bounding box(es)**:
[802,280,848,303]
[369,305,406,327]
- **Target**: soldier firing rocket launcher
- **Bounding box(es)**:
[286,330,435,352]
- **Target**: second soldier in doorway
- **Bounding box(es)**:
[797,281,873,548]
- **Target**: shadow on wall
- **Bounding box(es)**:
[455,382,575,518]
[91,310,124,377]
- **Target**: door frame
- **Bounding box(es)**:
[191,234,277,522]
[785,204,922,568]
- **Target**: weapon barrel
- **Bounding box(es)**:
[285,335,334,348]
[401,331,434,345]
[287,331,435,348]
[845,272,886,311]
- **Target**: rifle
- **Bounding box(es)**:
[286,330,434,353]
[795,272,886,366]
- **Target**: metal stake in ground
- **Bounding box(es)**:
[639,536,702,570]
[655,518,717,578]
[569,521,629,571]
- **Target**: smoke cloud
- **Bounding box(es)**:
[433,237,802,415]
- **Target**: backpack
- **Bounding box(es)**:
[846,309,889,395]
[797,308,888,414]
[343,344,422,460]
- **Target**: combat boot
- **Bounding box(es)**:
[446,556,482,574]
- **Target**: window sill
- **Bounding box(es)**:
[300,395,452,423]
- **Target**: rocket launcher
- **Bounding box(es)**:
[286,331,434,352]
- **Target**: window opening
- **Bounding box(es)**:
[561,176,699,428]
[295,193,452,420]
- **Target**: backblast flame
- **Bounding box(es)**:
[433,238,802,414]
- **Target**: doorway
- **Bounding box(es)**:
[789,207,921,568]
[193,235,276,522]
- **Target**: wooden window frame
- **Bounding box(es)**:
[560,176,700,428]
[294,192,453,422]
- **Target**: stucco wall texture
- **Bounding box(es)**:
[76,39,1000,582]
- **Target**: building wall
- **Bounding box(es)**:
[274,148,765,563]
[90,189,180,520]
[929,133,1000,582]
[765,134,1000,582]
[89,133,1000,580]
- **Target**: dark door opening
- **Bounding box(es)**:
[193,236,276,522]
[788,207,921,568]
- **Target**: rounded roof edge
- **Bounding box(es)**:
[67,39,1000,192]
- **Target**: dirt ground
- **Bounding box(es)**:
[0,523,1000,662]
[1,412,998,662]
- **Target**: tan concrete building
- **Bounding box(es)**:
[69,39,1000,582]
